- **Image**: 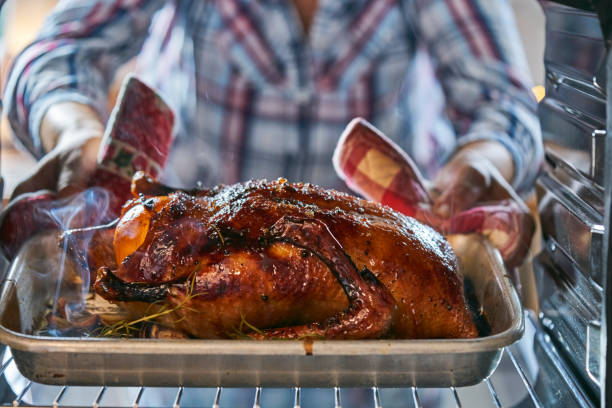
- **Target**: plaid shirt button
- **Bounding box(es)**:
[295,89,312,105]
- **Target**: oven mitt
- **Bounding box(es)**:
[333,118,535,267]
[0,75,174,259]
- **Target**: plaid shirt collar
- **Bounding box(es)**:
[216,0,396,89]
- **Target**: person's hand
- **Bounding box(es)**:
[431,141,519,217]
[11,130,102,199]
[10,102,104,200]
[431,142,536,267]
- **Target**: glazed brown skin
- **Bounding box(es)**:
[94,172,478,339]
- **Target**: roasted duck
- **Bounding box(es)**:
[80,172,478,339]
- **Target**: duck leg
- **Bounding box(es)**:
[251,216,398,340]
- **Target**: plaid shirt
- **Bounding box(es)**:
[4,0,542,192]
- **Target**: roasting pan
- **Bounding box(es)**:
[0,233,523,388]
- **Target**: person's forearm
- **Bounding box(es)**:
[40,102,104,152]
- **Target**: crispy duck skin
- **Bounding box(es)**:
[93,172,478,339]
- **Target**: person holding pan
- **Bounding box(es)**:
[4,0,541,220]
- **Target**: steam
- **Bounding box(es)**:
[13,187,112,336]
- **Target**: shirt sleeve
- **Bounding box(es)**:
[404,0,543,192]
[3,0,166,158]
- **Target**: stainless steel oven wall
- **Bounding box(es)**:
[536,1,608,405]
[539,2,607,184]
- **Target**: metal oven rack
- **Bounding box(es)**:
[0,313,591,408]
[0,348,539,407]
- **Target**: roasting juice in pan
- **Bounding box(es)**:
[28,174,490,340]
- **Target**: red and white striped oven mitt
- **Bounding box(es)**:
[333,118,535,267]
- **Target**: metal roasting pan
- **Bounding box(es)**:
[0,232,523,387]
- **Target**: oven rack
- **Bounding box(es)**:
[0,314,593,408]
